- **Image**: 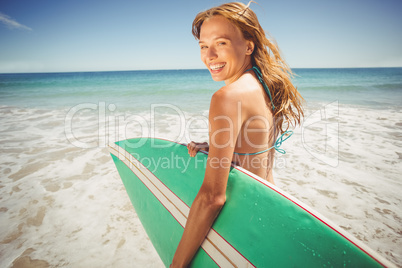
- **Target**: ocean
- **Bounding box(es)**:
[0,68,401,267]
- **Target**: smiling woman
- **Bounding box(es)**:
[170,2,304,267]
[198,15,254,84]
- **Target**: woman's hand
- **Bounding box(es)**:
[187,141,209,157]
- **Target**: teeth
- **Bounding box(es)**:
[210,63,225,70]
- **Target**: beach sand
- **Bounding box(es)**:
[0,102,401,267]
[0,106,163,267]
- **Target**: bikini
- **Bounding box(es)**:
[233,66,293,156]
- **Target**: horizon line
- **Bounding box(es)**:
[1,66,401,75]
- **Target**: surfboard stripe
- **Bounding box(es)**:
[109,143,255,268]
[109,143,189,226]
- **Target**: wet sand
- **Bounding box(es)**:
[0,104,401,267]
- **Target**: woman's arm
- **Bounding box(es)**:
[171,89,241,267]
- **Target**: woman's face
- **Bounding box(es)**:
[199,15,253,85]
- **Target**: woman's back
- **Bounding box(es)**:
[222,70,275,181]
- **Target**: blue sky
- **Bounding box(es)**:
[0,0,401,73]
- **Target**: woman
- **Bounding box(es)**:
[171,2,303,267]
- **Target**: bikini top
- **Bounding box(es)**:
[233,130,293,155]
[233,66,293,156]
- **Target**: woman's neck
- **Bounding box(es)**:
[224,61,253,85]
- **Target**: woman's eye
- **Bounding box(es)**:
[218,42,226,46]
[200,45,207,50]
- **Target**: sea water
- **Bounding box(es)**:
[0,68,401,267]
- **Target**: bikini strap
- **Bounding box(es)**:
[272,130,293,154]
[233,130,293,155]
[245,66,275,111]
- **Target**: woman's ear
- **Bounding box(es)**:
[246,41,254,55]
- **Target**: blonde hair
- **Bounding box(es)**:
[192,1,304,134]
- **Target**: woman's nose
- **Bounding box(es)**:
[206,47,217,61]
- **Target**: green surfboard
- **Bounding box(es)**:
[109,137,393,267]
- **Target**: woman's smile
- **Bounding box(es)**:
[209,62,226,73]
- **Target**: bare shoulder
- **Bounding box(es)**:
[210,85,228,103]
[211,80,244,104]
[210,84,241,115]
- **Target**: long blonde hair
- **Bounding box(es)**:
[192,1,304,134]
